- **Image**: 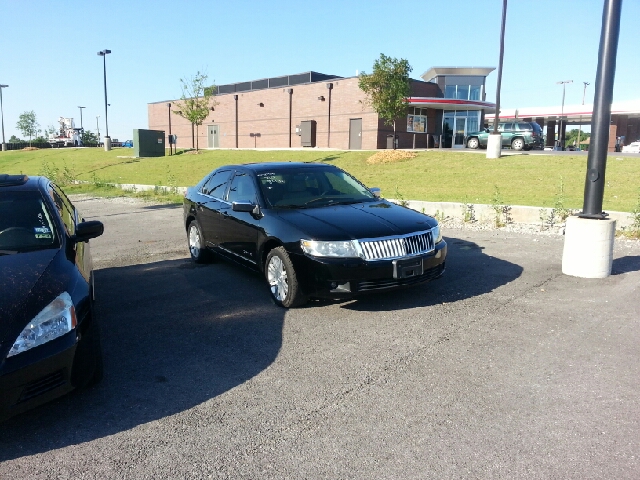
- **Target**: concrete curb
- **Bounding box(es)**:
[108,183,634,229]
[398,199,634,229]
[116,183,187,196]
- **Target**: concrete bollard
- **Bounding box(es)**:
[486,133,501,159]
[104,136,112,152]
[562,216,616,278]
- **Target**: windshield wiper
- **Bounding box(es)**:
[0,250,18,255]
[303,197,342,207]
[274,204,304,209]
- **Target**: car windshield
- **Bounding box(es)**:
[256,166,376,208]
[0,191,60,254]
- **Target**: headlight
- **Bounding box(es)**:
[300,239,360,258]
[433,224,443,244]
[8,292,77,357]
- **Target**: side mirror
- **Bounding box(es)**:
[370,187,381,198]
[232,201,256,213]
[73,220,104,243]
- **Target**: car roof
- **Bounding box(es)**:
[0,174,46,191]
[223,162,338,173]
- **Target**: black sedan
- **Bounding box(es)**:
[0,174,104,421]
[183,163,446,307]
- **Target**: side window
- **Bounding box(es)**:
[201,169,232,199]
[517,123,532,131]
[227,173,258,204]
[49,183,76,235]
[503,123,514,131]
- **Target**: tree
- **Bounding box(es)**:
[173,71,218,151]
[9,135,24,144]
[358,54,413,146]
[564,128,590,147]
[81,130,99,145]
[45,125,57,137]
[16,111,40,146]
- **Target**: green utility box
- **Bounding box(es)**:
[133,129,165,157]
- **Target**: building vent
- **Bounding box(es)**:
[269,76,288,88]
[235,82,251,92]
[289,73,312,85]
[252,79,268,90]
[217,84,236,94]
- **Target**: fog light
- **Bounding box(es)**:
[330,281,338,289]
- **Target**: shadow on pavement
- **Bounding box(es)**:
[0,258,284,461]
[341,236,523,311]
[0,236,523,459]
[142,203,182,210]
[612,255,640,275]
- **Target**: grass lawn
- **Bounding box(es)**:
[1,147,639,212]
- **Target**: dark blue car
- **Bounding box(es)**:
[0,174,105,421]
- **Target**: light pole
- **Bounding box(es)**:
[557,80,573,150]
[562,0,622,280]
[0,84,8,152]
[486,0,508,159]
[77,106,86,130]
[96,115,100,145]
[167,102,172,155]
[97,49,111,150]
[577,82,590,150]
[327,82,333,148]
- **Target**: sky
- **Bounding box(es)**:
[1,0,639,141]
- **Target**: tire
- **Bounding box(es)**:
[467,137,480,149]
[511,138,525,151]
[265,246,306,308]
[187,220,213,263]
[77,309,104,388]
[86,334,104,386]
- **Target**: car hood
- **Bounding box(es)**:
[275,200,436,241]
[0,248,65,345]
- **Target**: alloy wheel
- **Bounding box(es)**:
[267,256,288,301]
[189,225,201,258]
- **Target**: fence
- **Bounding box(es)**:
[3,142,101,150]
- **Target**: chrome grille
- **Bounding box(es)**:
[358,230,434,261]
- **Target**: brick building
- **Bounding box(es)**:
[147,67,496,150]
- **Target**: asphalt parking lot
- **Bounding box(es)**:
[1,196,639,479]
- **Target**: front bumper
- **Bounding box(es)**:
[291,240,447,299]
[0,332,77,421]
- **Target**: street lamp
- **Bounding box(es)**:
[167,103,172,155]
[0,84,8,152]
[577,82,590,150]
[96,115,100,145]
[486,0,508,159]
[77,106,86,130]
[557,80,573,150]
[97,49,111,150]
